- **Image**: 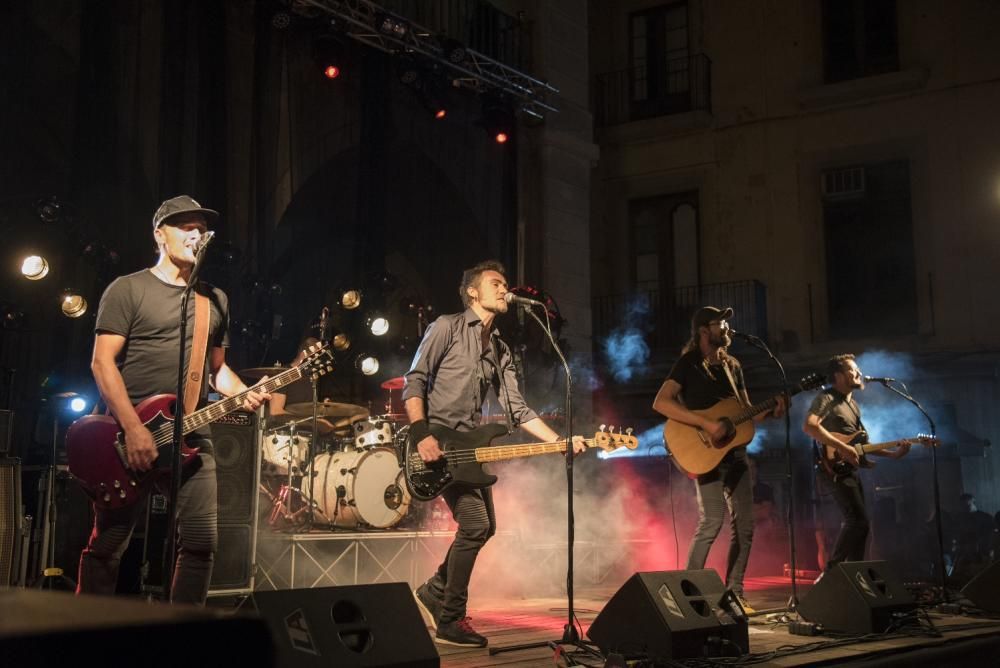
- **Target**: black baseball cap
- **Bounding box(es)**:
[691,306,734,330]
[152,195,218,231]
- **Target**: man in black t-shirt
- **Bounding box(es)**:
[653,306,786,612]
[77,195,270,604]
[803,354,909,572]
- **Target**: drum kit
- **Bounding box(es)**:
[247,370,416,533]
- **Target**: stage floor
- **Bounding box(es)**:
[435,577,1000,667]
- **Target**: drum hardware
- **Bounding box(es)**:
[285,401,368,419]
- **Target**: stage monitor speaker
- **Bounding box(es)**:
[961,560,1000,612]
[0,589,274,668]
[210,411,260,592]
[251,583,439,668]
[0,457,22,585]
[586,570,749,661]
[798,560,916,634]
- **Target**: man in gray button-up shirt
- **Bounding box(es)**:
[405,260,582,648]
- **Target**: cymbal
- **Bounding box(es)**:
[380,376,405,391]
[285,401,369,419]
[239,366,286,379]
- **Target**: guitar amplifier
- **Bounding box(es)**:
[0,458,23,586]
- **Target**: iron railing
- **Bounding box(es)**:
[594,53,711,127]
[593,280,768,352]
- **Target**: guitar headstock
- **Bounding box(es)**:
[915,433,940,447]
[797,372,825,392]
[593,425,639,452]
[300,342,335,380]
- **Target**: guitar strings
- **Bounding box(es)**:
[404,437,637,472]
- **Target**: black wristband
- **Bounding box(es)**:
[409,419,431,443]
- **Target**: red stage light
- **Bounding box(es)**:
[435,109,447,120]
[495,132,509,144]
[323,65,340,79]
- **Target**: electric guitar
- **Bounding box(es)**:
[404,422,638,501]
[663,373,824,476]
[819,430,938,480]
[66,343,334,510]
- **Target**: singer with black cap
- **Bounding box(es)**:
[803,354,910,573]
[77,195,271,603]
[652,305,787,613]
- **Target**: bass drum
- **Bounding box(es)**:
[302,447,410,528]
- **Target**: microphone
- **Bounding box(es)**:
[863,375,896,384]
[318,306,329,342]
[195,230,215,255]
[504,292,545,308]
[728,329,755,342]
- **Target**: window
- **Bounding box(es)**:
[629,2,691,119]
[822,0,899,83]
[823,160,916,338]
[629,192,700,295]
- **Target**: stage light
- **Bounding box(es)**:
[52,391,89,415]
[21,255,49,280]
[367,313,389,337]
[375,12,408,38]
[339,289,362,310]
[332,332,351,351]
[36,196,62,223]
[355,354,380,376]
[60,291,88,318]
[495,132,509,144]
[437,37,467,64]
[397,56,421,86]
[482,99,515,145]
[1,303,25,330]
[313,36,344,80]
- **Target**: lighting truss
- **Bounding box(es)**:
[294,0,559,117]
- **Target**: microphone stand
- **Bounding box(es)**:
[490,305,599,660]
[163,234,213,600]
[306,307,329,530]
[732,331,799,611]
[868,380,948,604]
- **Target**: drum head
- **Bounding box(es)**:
[352,447,411,528]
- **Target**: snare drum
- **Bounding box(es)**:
[262,428,312,476]
[352,417,396,450]
[301,447,410,528]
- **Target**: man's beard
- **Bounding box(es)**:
[709,331,731,348]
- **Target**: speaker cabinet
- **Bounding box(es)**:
[961,560,1000,612]
[0,457,23,585]
[0,589,274,668]
[798,561,916,633]
[251,583,439,668]
[586,570,749,660]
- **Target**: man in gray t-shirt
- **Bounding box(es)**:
[77,195,270,604]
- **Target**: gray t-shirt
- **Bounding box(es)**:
[95,269,229,407]
[807,388,865,440]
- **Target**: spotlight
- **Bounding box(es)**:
[332,332,351,351]
[21,255,50,280]
[339,289,362,310]
[367,313,389,337]
[36,196,62,223]
[313,36,344,80]
[375,12,409,38]
[60,291,88,319]
[53,391,89,415]
[1,303,25,330]
[482,99,515,145]
[396,55,422,86]
[355,354,380,376]
[437,36,467,64]
[271,11,291,30]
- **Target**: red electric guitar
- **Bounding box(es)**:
[66,343,334,510]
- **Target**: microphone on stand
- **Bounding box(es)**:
[318,306,330,343]
[728,329,756,342]
[863,375,896,384]
[504,292,545,308]
[195,230,216,256]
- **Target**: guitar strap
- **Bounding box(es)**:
[720,358,748,408]
[183,291,211,414]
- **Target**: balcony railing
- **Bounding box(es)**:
[593,280,768,353]
[594,54,712,127]
[380,0,530,70]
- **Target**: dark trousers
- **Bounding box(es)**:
[818,469,869,568]
[422,486,496,624]
[77,451,218,604]
[686,450,754,593]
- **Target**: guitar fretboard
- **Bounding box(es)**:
[474,439,597,463]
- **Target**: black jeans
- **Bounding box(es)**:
[423,486,496,624]
[818,469,869,568]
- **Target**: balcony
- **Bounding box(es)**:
[594,54,711,127]
[593,280,768,353]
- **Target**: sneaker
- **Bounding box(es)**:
[734,593,756,615]
[414,583,443,631]
[435,617,488,647]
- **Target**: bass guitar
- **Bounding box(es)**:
[66,343,334,509]
[663,373,824,476]
[819,430,938,480]
[404,422,638,501]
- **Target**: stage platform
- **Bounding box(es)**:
[436,577,1000,667]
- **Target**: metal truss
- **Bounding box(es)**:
[294,0,559,116]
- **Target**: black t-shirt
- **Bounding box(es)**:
[666,350,746,410]
[807,389,864,440]
[95,269,229,406]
